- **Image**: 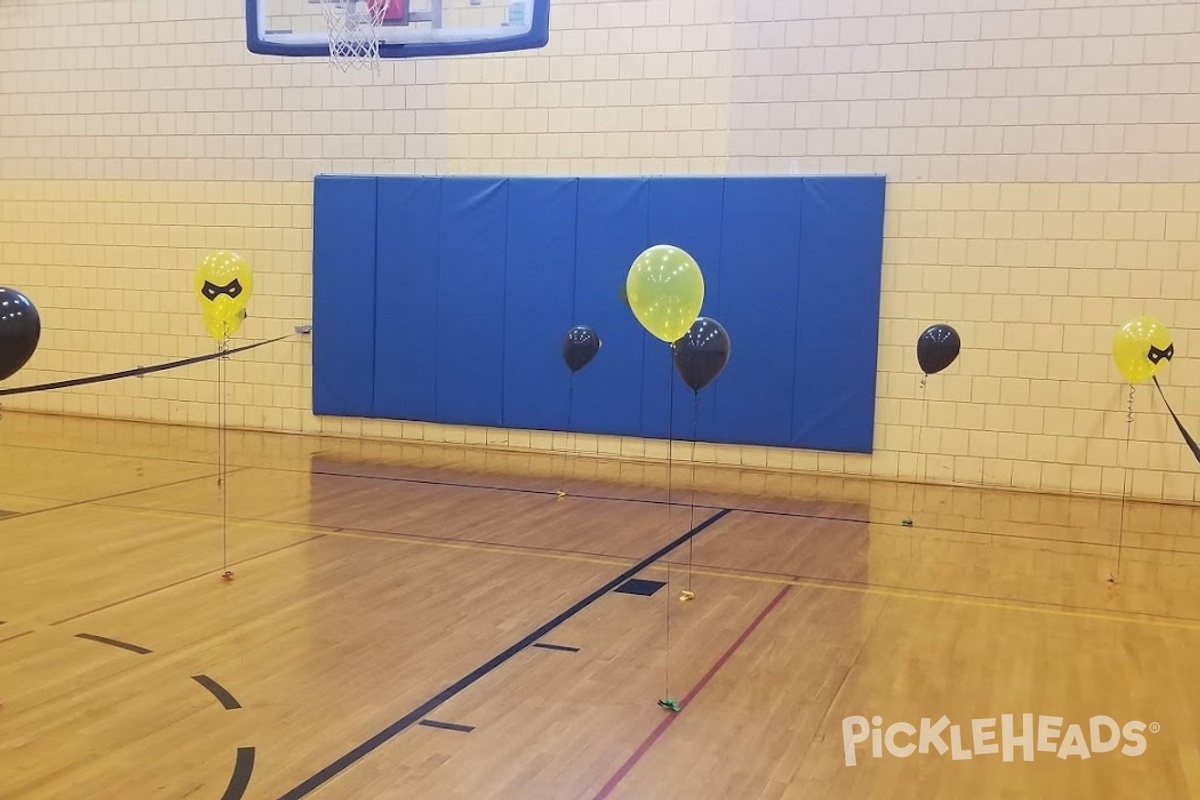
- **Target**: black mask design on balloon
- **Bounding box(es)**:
[1147,343,1174,364]
[202,279,243,301]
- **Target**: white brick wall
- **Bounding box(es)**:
[0,0,1198,500]
[726,1,1200,182]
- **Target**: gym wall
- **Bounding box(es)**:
[0,1,1197,499]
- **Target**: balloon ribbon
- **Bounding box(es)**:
[0,334,291,397]
[1152,376,1200,466]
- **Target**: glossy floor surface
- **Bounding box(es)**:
[1,412,1199,799]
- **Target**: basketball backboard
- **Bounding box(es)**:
[246,0,550,60]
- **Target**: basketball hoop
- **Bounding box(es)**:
[248,0,549,63]
[319,0,391,71]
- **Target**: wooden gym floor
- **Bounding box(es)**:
[1,412,1199,799]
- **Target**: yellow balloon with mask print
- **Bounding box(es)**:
[194,250,254,341]
[626,244,705,343]
[1113,315,1173,384]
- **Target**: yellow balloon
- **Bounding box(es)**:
[194,250,253,341]
[201,305,247,340]
[626,245,705,343]
[1112,315,1173,384]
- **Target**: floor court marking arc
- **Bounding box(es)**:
[223,747,256,800]
[193,675,245,710]
[0,625,256,798]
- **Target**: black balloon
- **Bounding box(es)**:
[917,323,960,375]
[672,317,730,392]
[0,288,40,382]
[561,325,601,372]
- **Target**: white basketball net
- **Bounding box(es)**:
[320,0,390,72]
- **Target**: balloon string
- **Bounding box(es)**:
[664,347,674,700]
[1115,384,1135,582]
[911,374,928,521]
[667,349,675,516]
[219,333,229,577]
[664,556,671,699]
[560,373,574,495]
[688,392,700,591]
[569,374,575,480]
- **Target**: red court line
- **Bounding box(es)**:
[592,584,794,800]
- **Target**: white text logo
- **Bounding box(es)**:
[842,715,1158,767]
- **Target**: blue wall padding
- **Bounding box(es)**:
[312,174,886,454]
[502,179,578,431]
[570,179,649,436]
[436,179,509,427]
[643,178,727,440]
[312,175,378,417]
[373,177,441,421]
[710,178,804,446]
[792,177,886,453]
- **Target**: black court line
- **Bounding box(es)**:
[193,675,243,710]
[302,482,1182,560]
[0,629,33,646]
[0,469,245,527]
[0,432,877,530]
[307,466,688,510]
[51,533,324,626]
[79,494,1200,628]
[17,430,1139,541]
[532,642,580,653]
[95,459,1188,552]
[276,507,733,800]
[307,466,874,525]
[681,558,1200,629]
[102,502,654,578]
[0,437,872,528]
[99,491,869,595]
[308,468,589,501]
[221,747,256,800]
[74,632,152,655]
[418,719,475,733]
